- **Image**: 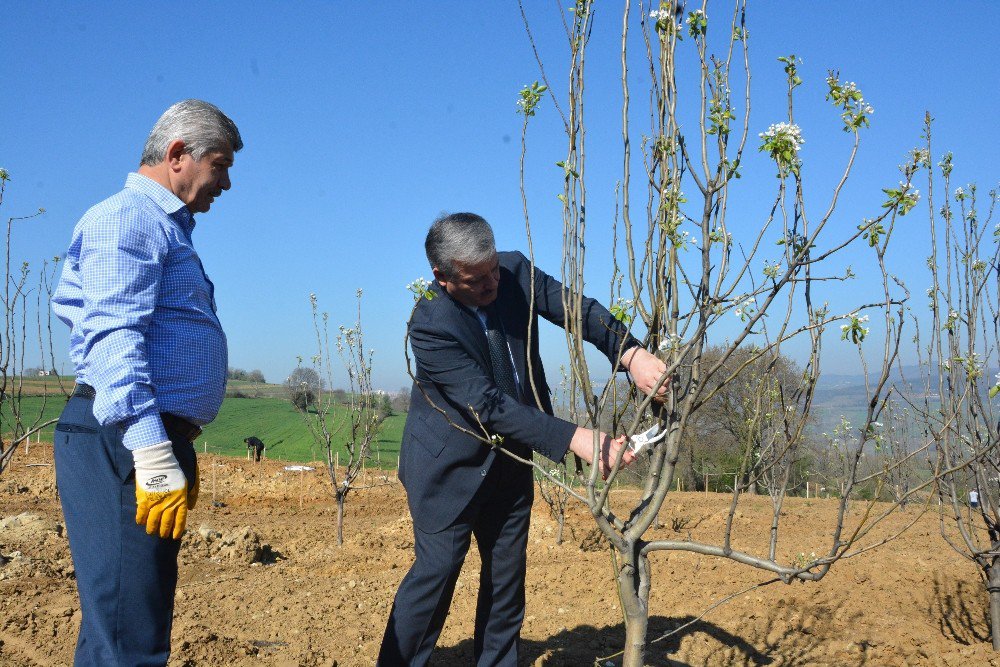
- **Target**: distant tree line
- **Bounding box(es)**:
[227,367,266,383]
[285,366,407,420]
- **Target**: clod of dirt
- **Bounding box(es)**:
[183,524,282,565]
[0,513,63,540]
[1,475,56,497]
[579,526,607,552]
[172,623,260,664]
[0,550,19,568]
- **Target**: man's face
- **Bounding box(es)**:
[434,255,500,308]
[175,147,234,214]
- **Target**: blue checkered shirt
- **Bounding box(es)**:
[52,173,228,450]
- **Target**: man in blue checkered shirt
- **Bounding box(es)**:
[51,99,242,666]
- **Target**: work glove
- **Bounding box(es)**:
[133,441,189,540]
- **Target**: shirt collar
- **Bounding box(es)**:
[124,173,196,232]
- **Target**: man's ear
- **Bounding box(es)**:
[165,139,188,172]
[432,266,448,287]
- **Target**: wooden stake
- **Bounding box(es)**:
[212,458,217,506]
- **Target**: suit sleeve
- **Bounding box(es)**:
[512,251,641,367]
[409,319,577,463]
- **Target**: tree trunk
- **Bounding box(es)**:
[617,548,651,667]
[336,493,345,546]
[556,512,565,546]
[987,557,1000,651]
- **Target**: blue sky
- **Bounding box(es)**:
[2,2,998,390]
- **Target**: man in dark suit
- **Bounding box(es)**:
[378,212,666,666]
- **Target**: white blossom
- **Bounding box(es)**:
[759,122,805,152]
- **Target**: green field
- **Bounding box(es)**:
[4,392,406,468]
[202,397,405,466]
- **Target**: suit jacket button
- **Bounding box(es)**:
[481,469,488,476]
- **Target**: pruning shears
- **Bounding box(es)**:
[629,423,668,455]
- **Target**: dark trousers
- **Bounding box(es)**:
[378,456,533,666]
[54,395,196,667]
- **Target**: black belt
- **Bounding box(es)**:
[72,383,96,399]
[73,384,202,442]
[160,413,202,443]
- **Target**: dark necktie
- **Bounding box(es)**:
[483,306,520,401]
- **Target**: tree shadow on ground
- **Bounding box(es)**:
[434,602,862,666]
[930,571,990,646]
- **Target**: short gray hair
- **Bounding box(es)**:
[139,99,243,166]
[425,212,497,277]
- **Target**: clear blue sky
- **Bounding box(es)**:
[2,2,998,390]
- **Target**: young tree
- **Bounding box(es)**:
[0,168,63,474]
[303,290,387,545]
[913,139,1000,648]
[485,2,940,662]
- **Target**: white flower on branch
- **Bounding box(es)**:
[406,276,436,302]
[841,313,869,344]
[658,333,682,352]
[759,122,804,152]
[759,122,805,176]
[734,298,757,321]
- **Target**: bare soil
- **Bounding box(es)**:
[1,444,997,666]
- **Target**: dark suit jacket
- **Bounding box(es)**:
[399,251,639,533]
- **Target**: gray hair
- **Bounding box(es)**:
[139,99,243,166]
[425,212,497,277]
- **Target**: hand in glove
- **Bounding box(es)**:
[133,441,189,540]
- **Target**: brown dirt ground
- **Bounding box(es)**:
[1,444,998,666]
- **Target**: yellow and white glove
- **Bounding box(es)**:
[133,441,189,540]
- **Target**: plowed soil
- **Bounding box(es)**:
[2,444,997,666]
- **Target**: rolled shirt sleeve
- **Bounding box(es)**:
[77,208,169,448]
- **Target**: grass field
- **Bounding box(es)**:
[3,390,406,468]
[202,397,405,466]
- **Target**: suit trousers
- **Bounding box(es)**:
[54,394,197,667]
[378,454,533,666]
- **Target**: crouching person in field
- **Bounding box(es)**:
[245,436,266,462]
[51,99,242,666]
[378,213,667,666]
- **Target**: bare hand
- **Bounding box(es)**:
[621,346,668,401]
[568,428,636,480]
